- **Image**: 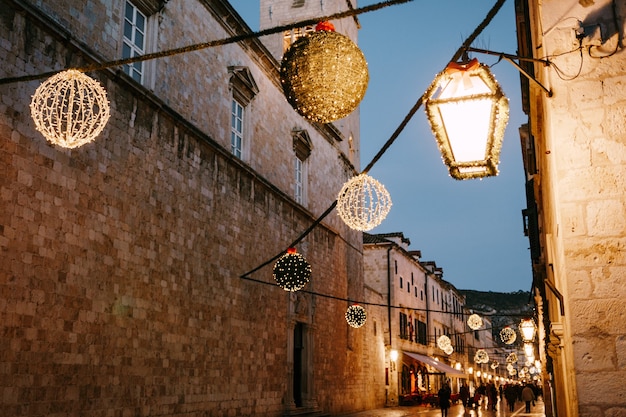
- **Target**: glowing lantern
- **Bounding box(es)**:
[424,59,509,180]
[520,318,537,342]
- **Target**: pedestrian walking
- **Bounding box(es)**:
[438,382,452,417]
[522,384,536,413]
[504,383,517,412]
[487,382,498,410]
[459,383,470,408]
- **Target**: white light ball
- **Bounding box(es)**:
[30,69,110,148]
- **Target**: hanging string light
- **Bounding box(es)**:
[437,335,452,350]
[336,174,392,231]
[474,349,489,364]
[499,326,517,345]
[30,69,110,148]
[280,21,369,123]
[345,304,367,328]
[467,313,483,330]
[272,247,311,291]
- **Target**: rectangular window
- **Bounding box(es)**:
[283,26,314,53]
[399,277,403,288]
[231,99,244,158]
[123,1,146,83]
[399,313,408,339]
[417,321,427,345]
[406,282,410,292]
[295,156,305,204]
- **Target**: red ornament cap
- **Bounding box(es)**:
[315,21,335,32]
[286,247,297,254]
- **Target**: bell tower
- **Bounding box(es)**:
[259,0,360,61]
[259,0,362,170]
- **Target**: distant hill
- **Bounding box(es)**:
[459,289,534,344]
[460,289,532,313]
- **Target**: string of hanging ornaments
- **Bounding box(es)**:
[237,0,508,315]
[345,304,367,328]
[272,247,311,292]
[30,69,110,148]
[280,21,369,124]
[14,0,410,149]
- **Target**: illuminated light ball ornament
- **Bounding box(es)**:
[491,361,499,370]
[272,247,311,292]
[424,58,509,180]
[467,313,483,330]
[345,304,367,328]
[506,363,515,372]
[506,352,518,364]
[509,368,517,376]
[280,21,369,124]
[336,174,392,231]
[474,349,489,364]
[30,69,110,149]
[499,326,517,345]
[444,345,454,355]
[437,335,452,351]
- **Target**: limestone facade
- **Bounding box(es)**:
[516,0,626,416]
[0,0,371,416]
[363,232,484,406]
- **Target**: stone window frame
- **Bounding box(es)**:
[121,0,161,89]
[227,66,259,161]
[292,129,312,205]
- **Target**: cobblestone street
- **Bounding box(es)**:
[335,399,546,417]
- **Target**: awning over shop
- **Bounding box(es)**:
[403,351,466,377]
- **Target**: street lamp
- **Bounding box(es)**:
[424,58,509,180]
[519,318,537,342]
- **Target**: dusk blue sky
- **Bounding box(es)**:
[229,0,531,293]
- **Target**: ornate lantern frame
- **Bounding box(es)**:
[424,59,509,180]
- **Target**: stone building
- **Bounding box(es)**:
[515,0,626,416]
[0,0,372,416]
[362,232,472,406]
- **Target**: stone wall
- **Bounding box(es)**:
[525,0,626,415]
[0,0,373,415]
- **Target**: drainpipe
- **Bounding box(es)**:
[425,274,430,346]
[387,245,392,346]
